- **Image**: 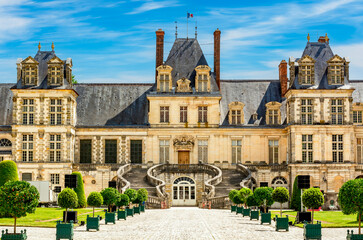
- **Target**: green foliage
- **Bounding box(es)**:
[302,187,324,210]
[253,187,274,210]
[229,189,239,204]
[71,172,86,208]
[290,175,301,211]
[58,188,78,210]
[136,188,148,204]
[116,194,130,208]
[72,75,78,84]
[239,188,253,205]
[272,187,289,204]
[124,188,137,203]
[232,192,244,205]
[87,192,103,208]
[101,188,119,208]
[246,195,258,207]
[0,160,19,186]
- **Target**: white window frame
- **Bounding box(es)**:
[331,99,344,125]
[301,99,313,124]
[198,140,208,163]
[268,140,279,164]
[22,134,33,162]
[159,140,170,163]
[50,99,62,125]
[22,99,34,125]
[160,106,169,123]
[232,140,242,164]
[50,134,61,162]
[332,134,343,162]
[302,135,313,163]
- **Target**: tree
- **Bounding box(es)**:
[229,189,239,205]
[290,175,301,211]
[136,188,148,206]
[116,194,130,209]
[302,187,324,223]
[101,188,119,212]
[232,192,244,206]
[239,188,253,207]
[72,75,78,84]
[58,188,78,223]
[87,192,103,217]
[124,188,137,204]
[246,195,258,209]
[0,181,39,233]
[72,172,86,208]
[0,160,19,186]
[272,187,289,217]
[338,179,363,234]
[253,187,274,213]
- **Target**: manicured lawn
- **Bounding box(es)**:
[0,207,106,228]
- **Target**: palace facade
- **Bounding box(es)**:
[0,29,362,208]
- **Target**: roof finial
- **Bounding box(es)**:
[175,21,178,40]
[38,42,41,51]
[325,33,328,42]
[195,20,197,39]
[51,42,55,51]
[307,33,310,42]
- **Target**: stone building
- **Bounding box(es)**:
[0,30,362,208]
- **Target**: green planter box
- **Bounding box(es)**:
[242,208,251,217]
[231,205,237,212]
[1,229,27,240]
[126,208,134,217]
[133,206,141,215]
[347,230,363,240]
[56,220,74,240]
[105,212,116,224]
[261,212,271,225]
[140,205,145,212]
[250,210,259,220]
[86,215,100,231]
[303,221,322,240]
[275,215,289,231]
[117,210,127,220]
[236,206,244,215]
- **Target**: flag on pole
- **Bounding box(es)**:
[187,12,193,18]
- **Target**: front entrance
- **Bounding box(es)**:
[172,176,196,206]
[178,151,190,165]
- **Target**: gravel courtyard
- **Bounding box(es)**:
[0,208,356,239]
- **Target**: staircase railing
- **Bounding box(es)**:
[116,163,132,193]
[236,163,252,188]
[203,164,222,199]
[146,164,169,204]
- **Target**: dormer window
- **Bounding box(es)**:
[160,74,170,92]
[265,101,281,125]
[330,66,342,84]
[156,65,172,92]
[228,102,244,125]
[24,66,37,85]
[327,55,345,85]
[301,65,313,84]
[49,66,61,85]
[298,55,315,85]
[47,56,64,86]
[21,56,39,86]
[195,65,211,92]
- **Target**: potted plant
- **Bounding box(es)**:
[137,188,148,212]
[229,189,239,212]
[233,192,244,215]
[339,178,363,238]
[302,187,324,240]
[86,192,103,231]
[240,188,253,217]
[247,195,259,220]
[57,188,78,240]
[124,188,137,217]
[116,194,129,220]
[272,187,290,231]
[101,187,119,224]
[0,181,39,240]
[254,187,274,225]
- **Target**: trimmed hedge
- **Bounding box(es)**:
[72,171,86,208]
[0,160,19,186]
[290,175,301,211]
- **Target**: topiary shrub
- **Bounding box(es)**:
[229,189,239,206]
[338,178,363,234]
[0,181,39,233]
[71,172,86,208]
[290,175,301,211]
[58,188,78,223]
[87,192,103,217]
[302,187,324,223]
[246,195,258,209]
[124,188,137,204]
[253,187,274,213]
[116,194,130,209]
[232,191,244,206]
[239,188,253,207]
[272,187,289,217]
[101,188,119,212]
[136,188,148,206]
[0,160,19,187]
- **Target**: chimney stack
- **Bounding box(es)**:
[214,28,221,90]
[318,33,329,44]
[279,60,288,97]
[155,29,164,82]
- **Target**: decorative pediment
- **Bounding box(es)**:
[22,56,38,64]
[176,77,192,92]
[298,55,316,64]
[327,54,344,64]
[173,135,194,150]
[265,101,281,109]
[228,101,244,109]
[157,64,173,72]
[195,65,211,72]
[48,56,64,65]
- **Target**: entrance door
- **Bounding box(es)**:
[172,177,196,206]
[178,151,190,165]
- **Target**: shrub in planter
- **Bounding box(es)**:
[290,175,301,211]
[124,188,137,205]
[72,172,86,208]
[116,194,129,220]
[275,215,289,231]
[239,188,253,208]
[233,192,244,215]
[56,220,74,240]
[229,189,239,212]
[86,192,103,231]
[272,187,289,217]
[136,188,148,211]
[338,178,363,235]
[0,160,19,187]
[247,195,259,220]
[254,187,274,213]
[302,187,324,223]
[58,188,78,223]
[0,181,39,237]
[100,187,119,212]
[303,221,321,240]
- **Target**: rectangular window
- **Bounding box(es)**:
[331,99,344,125]
[357,138,363,164]
[198,106,208,123]
[231,110,242,125]
[24,66,36,85]
[130,140,142,164]
[49,66,61,85]
[80,139,92,163]
[159,140,169,163]
[160,106,169,123]
[50,134,61,162]
[22,99,34,125]
[22,173,32,181]
[268,110,279,125]
[198,74,208,92]
[332,134,343,162]
[159,74,170,92]
[302,135,313,163]
[180,106,188,123]
[300,65,314,84]
[105,140,117,164]
[232,140,242,164]
[268,140,279,164]
[353,111,362,124]
[22,134,33,162]
[198,140,208,163]
[51,174,60,185]
[301,99,313,124]
[330,65,342,84]
[50,99,62,125]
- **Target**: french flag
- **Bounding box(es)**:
[187,12,193,18]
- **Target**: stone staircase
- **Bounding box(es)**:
[123,166,157,196]
[214,169,243,196]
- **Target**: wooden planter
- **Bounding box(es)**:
[260,212,271,225]
[105,212,116,224]
[86,215,100,231]
[126,208,134,217]
[250,210,259,220]
[1,229,27,240]
[242,208,251,217]
[275,215,289,231]
[347,230,363,240]
[133,206,141,214]
[303,221,322,240]
[236,206,244,215]
[117,210,127,220]
[56,220,74,240]
[231,205,237,212]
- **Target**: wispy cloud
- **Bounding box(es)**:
[126,0,180,14]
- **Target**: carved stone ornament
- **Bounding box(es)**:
[176,77,192,92]
[173,135,194,150]
[38,129,45,139]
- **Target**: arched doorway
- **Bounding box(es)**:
[271,176,288,189]
[356,175,363,179]
[172,176,196,206]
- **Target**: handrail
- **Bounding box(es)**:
[116,163,132,193]
[236,163,252,188]
[203,163,222,199]
[146,164,168,200]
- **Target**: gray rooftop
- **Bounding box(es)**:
[0,84,13,126]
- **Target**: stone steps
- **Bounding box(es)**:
[214,169,244,196]
[123,166,157,196]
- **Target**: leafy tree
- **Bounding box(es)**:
[116,194,130,209]
[272,187,289,217]
[253,187,274,213]
[338,179,363,234]
[232,192,244,206]
[0,181,39,233]
[290,175,301,211]
[0,160,19,186]
[72,172,86,208]
[136,188,148,206]
[124,188,137,204]
[101,188,119,212]
[302,187,324,223]
[72,75,78,84]
[246,195,258,209]
[58,188,78,223]
[87,192,103,217]
[229,189,239,205]
[239,188,253,207]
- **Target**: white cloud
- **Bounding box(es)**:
[126,0,180,14]
[335,43,363,79]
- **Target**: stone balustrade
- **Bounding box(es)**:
[116,163,132,193]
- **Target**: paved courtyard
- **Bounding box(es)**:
[0,208,356,239]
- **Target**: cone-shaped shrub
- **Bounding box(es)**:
[72,171,86,208]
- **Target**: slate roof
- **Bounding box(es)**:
[0,84,13,126]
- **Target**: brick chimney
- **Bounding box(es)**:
[155,29,164,82]
[214,28,221,90]
[279,60,288,97]
[318,34,329,44]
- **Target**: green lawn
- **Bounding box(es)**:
[0,207,106,228]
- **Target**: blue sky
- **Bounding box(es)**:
[0,0,363,83]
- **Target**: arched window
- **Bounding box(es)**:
[173,176,195,184]
[271,176,288,189]
[0,139,12,147]
[355,175,363,179]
